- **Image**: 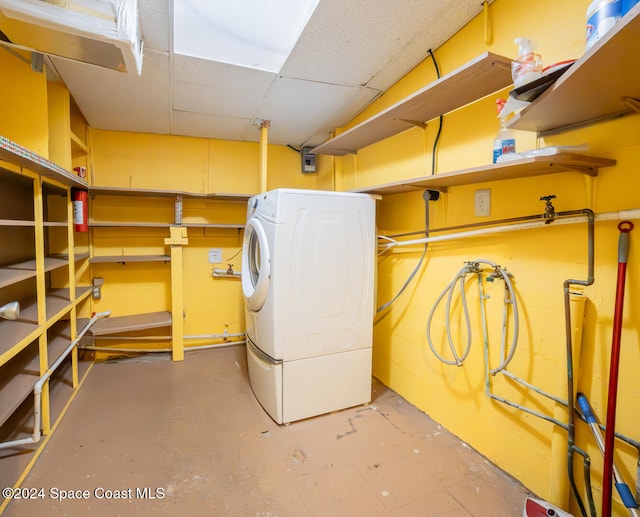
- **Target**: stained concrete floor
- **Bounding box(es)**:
[3,345,532,516]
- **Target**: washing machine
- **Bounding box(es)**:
[241,188,376,424]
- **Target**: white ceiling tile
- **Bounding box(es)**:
[171,111,251,141]
[252,77,380,146]
[282,0,449,86]
[172,55,277,89]
[52,51,171,133]
[173,80,262,119]
[368,0,487,91]
[172,56,275,118]
[139,0,170,52]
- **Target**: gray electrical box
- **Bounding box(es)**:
[301,147,316,173]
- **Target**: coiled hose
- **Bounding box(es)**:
[426,259,518,372]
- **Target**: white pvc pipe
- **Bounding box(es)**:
[80,340,246,354]
[384,208,640,248]
[184,331,245,340]
[0,311,111,450]
[213,268,241,277]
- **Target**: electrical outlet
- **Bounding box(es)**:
[475,189,491,216]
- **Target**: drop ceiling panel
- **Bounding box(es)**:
[52,50,171,134]
[171,111,252,141]
[366,0,489,91]
[282,0,466,87]
[252,77,380,146]
[172,56,275,118]
[282,0,435,85]
[139,0,170,52]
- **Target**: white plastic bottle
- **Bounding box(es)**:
[493,99,516,164]
[512,37,543,87]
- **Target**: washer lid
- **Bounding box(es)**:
[242,217,271,312]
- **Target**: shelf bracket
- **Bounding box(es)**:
[394,118,427,129]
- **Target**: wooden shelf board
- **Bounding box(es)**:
[47,321,73,367]
[0,268,37,288]
[90,186,253,201]
[90,255,171,264]
[509,4,640,134]
[8,288,90,331]
[0,219,35,227]
[42,288,91,325]
[0,319,40,366]
[81,311,172,336]
[50,252,90,262]
[312,52,513,156]
[351,154,616,195]
[0,343,39,428]
[0,135,88,188]
[7,256,69,273]
[49,286,92,305]
[43,221,68,227]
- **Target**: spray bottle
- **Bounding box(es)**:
[512,37,543,87]
[493,99,516,164]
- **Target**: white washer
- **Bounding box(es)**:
[242,188,376,424]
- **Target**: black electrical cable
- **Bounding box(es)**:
[427,49,443,176]
[375,50,444,312]
[376,192,430,314]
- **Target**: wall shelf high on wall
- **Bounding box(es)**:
[509,3,640,135]
[351,153,616,195]
[311,52,513,156]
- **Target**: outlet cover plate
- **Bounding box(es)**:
[475,189,491,217]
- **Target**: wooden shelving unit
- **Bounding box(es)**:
[352,153,616,195]
[509,3,640,135]
[0,134,91,451]
[87,186,248,362]
[311,52,513,156]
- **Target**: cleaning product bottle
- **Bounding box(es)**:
[622,0,639,16]
[586,0,622,50]
[493,99,516,164]
[512,37,543,87]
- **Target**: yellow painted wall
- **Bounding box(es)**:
[329,0,640,515]
[0,49,49,156]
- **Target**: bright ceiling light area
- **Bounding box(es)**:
[173,0,321,73]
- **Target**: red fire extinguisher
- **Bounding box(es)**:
[72,189,88,232]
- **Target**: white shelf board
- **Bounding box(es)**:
[509,4,640,134]
[311,52,513,155]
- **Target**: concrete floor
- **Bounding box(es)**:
[3,345,532,516]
